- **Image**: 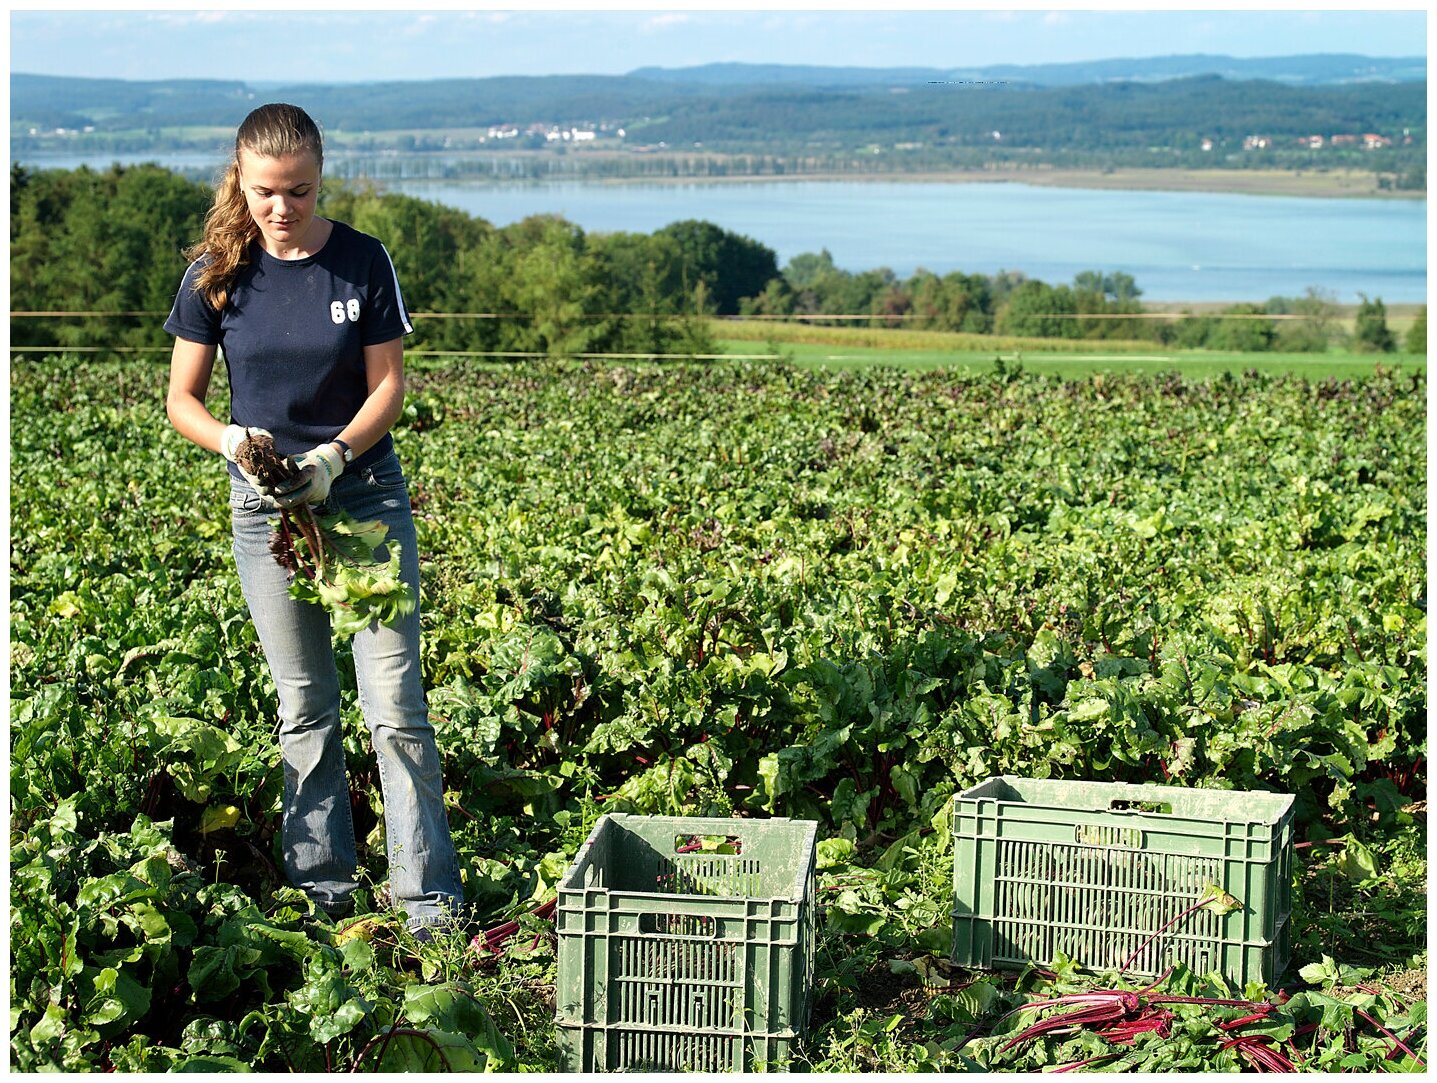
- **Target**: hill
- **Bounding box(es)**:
[13,66,1424,146]
[628,53,1428,88]
[11,61,1425,187]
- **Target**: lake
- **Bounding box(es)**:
[18,153,1427,303]
[391,179,1427,304]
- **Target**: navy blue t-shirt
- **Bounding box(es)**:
[165,220,413,475]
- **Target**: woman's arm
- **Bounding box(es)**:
[166,337,226,453]
[331,336,406,458]
[263,336,407,508]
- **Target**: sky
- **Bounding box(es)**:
[7,5,1429,84]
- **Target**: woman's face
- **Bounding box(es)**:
[237,148,322,254]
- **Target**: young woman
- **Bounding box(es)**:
[165,103,462,937]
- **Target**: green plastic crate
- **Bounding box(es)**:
[952,777,1295,986]
[555,814,818,1073]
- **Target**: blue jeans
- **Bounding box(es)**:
[230,451,461,928]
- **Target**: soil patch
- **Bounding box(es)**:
[1385,968,1428,1004]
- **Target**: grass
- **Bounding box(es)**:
[718,320,1425,379]
[716,317,1163,354]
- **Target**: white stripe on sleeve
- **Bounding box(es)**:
[380,243,414,335]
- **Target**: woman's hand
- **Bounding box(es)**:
[221,424,277,499]
[273,443,345,507]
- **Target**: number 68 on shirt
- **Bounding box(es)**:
[331,298,361,324]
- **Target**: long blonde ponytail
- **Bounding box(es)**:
[185,103,324,310]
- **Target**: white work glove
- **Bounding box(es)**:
[220,423,275,499]
[274,443,345,509]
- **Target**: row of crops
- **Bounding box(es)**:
[10,356,1427,1070]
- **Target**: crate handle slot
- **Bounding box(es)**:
[1074,823,1145,849]
[674,833,743,855]
[1109,799,1172,814]
[640,912,723,939]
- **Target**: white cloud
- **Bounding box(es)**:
[141,11,234,26]
[401,14,439,37]
[642,13,691,33]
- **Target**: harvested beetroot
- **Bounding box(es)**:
[234,430,301,493]
[234,430,415,637]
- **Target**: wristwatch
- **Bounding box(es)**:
[331,438,354,464]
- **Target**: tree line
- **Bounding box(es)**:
[9,164,749,357]
[9,163,1421,357]
[744,250,1420,353]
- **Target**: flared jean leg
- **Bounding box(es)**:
[340,456,463,925]
[231,484,357,914]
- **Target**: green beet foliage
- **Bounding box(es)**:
[10,354,1425,1069]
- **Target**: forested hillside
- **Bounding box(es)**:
[624,76,1424,154]
[628,54,1427,88]
[12,68,1425,182]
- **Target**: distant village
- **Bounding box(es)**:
[1205,131,1409,152]
[483,125,1415,155]
[484,122,622,144]
[31,121,1411,156]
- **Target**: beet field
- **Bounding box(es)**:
[10,356,1427,1071]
